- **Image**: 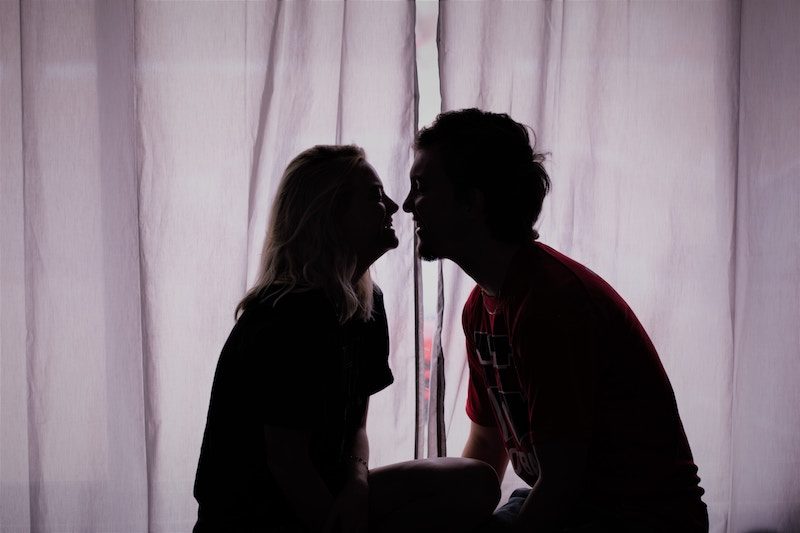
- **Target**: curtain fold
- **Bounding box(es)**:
[3,2,147,530]
[1,1,31,530]
[731,2,800,531]
[2,2,416,530]
[435,1,799,532]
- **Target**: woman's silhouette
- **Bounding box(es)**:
[193,145,498,532]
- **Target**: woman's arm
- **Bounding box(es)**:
[331,401,371,533]
[347,401,370,480]
[263,425,335,532]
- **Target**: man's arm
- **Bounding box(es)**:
[463,421,509,482]
[511,299,595,532]
[512,438,589,533]
[263,425,335,532]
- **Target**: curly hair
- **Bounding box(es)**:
[415,108,550,242]
[236,145,374,323]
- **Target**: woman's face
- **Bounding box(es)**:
[339,162,400,270]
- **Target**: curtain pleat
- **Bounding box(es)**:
[426,260,447,458]
[5,2,147,531]
[730,2,800,531]
[1,0,31,530]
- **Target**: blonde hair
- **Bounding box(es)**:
[236,145,374,323]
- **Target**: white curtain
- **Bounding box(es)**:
[1,2,416,531]
[2,1,798,532]
[431,2,800,533]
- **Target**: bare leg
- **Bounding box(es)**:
[368,457,500,533]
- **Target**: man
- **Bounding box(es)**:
[403,109,708,532]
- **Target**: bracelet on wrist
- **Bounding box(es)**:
[347,454,368,469]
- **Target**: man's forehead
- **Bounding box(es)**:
[410,147,441,177]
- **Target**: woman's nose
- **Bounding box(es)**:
[386,195,399,215]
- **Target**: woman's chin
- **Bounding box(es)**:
[358,236,400,271]
[381,228,399,251]
[376,239,399,260]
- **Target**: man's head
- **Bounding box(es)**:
[403,108,550,261]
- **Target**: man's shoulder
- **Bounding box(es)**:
[507,242,634,329]
[461,285,484,327]
[508,242,589,302]
[524,243,622,300]
[465,284,483,308]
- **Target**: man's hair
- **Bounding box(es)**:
[236,145,374,323]
[415,108,550,242]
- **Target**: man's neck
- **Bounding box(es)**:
[452,238,522,297]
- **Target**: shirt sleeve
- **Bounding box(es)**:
[361,289,394,396]
[463,293,498,427]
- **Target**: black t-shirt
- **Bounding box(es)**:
[193,286,393,531]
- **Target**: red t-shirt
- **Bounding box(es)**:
[465,242,706,524]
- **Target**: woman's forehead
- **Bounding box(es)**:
[352,162,383,188]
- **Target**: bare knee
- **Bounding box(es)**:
[428,457,500,516]
[460,458,501,514]
[368,458,500,532]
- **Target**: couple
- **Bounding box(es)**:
[193,109,708,532]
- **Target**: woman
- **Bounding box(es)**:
[193,145,499,532]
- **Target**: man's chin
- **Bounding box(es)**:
[417,242,441,262]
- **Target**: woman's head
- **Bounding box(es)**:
[237,145,399,322]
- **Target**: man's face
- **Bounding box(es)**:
[403,147,465,261]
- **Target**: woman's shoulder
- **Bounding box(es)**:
[240,285,337,330]
[372,283,385,308]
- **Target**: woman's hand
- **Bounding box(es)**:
[263,425,335,532]
[328,402,371,532]
[326,475,369,533]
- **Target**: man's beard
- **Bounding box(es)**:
[415,233,443,262]
[417,243,440,262]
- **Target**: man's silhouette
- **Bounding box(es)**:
[403,109,708,532]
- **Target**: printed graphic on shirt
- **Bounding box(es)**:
[474,331,539,479]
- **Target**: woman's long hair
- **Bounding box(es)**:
[236,145,374,323]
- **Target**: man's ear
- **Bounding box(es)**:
[463,188,485,220]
